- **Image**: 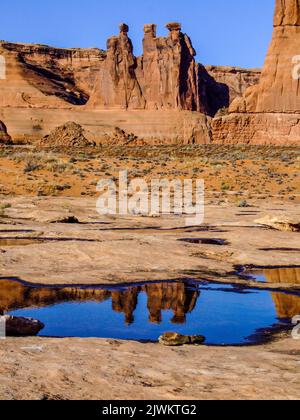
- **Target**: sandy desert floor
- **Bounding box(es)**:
[0,145,299,400]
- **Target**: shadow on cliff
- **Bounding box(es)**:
[198,64,230,117]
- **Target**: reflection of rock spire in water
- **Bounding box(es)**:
[264,268,300,285]
[0,280,111,313]
[111,288,139,325]
[263,268,300,319]
[143,283,199,325]
[272,292,300,319]
[0,279,200,327]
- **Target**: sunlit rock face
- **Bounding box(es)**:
[0,22,261,144]
[89,24,145,109]
[90,22,202,111]
[137,22,201,111]
[212,0,300,145]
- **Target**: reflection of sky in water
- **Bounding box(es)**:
[250,273,267,283]
[8,282,297,345]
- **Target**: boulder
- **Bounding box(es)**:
[49,215,80,224]
[0,121,12,145]
[255,215,300,232]
[2,316,44,337]
[159,332,205,346]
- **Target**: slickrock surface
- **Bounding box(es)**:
[0,150,299,399]
[1,335,299,400]
[0,197,299,285]
[0,196,299,400]
[213,0,300,145]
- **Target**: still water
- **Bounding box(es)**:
[2,278,299,345]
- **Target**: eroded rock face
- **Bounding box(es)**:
[0,42,105,108]
[0,120,12,144]
[0,23,262,144]
[89,24,145,109]
[137,22,201,111]
[202,66,261,116]
[212,0,300,145]
[89,22,202,111]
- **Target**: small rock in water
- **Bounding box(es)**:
[189,335,206,345]
[2,316,45,337]
[159,332,205,347]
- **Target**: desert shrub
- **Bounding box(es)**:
[237,200,251,208]
[24,159,42,173]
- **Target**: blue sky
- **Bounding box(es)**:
[1,0,275,68]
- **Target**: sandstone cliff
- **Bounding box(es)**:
[212,0,300,145]
[203,66,261,116]
[6,13,297,144]
[0,41,105,108]
[0,24,258,114]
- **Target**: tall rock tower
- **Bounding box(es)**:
[212,0,300,144]
[139,22,201,111]
[89,23,145,109]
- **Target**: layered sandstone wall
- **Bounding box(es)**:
[0,23,261,144]
[212,0,300,145]
[0,41,105,108]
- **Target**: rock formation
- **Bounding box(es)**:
[212,0,300,144]
[136,22,201,111]
[255,215,300,232]
[89,24,145,109]
[3,315,44,336]
[89,22,202,111]
[0,120,12,144]
[39,122,96,148]
[2,4,297,145]
[201,66,261,117]
[0,41,105,108]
